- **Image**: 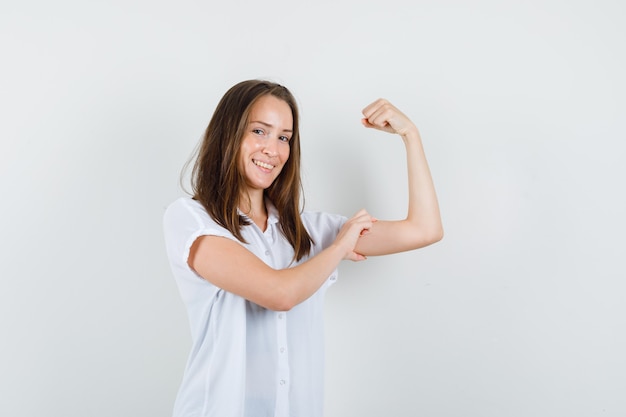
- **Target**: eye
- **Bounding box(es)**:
[252,128,265,135]
[279,135,291,143]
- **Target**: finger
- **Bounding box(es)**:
[358,219,374,235]
[361,118,376,129]
[361,118,392,133]
[362,99,394,122]
[353,213,377,226]
[362,109,389,128]
[350,208,369,219]
[353,214,375,227]
[361,98,390,119]
[362,113,398,135]
[348,251,367,262]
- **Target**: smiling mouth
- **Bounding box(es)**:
[253,159,274,170]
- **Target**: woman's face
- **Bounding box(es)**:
[239,94,293,194]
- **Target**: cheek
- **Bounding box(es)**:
[242,139,260,154]
[281,146,291,161]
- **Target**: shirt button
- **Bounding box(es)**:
[279,379,286,385]
[278,313,284,319]
[280,347,285,353]
[265,250,270,256]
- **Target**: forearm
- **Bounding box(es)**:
[272,243,345,310]
[354,127,443,257]
[358,98,443,253]
[402,128,443,240]
[191,212,372,311]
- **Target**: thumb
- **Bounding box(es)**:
[361,117,393,133]
[361,118,375,128]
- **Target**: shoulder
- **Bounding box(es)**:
[163,197,231,240]
[163,196,240,268]
[164,196,204,220]
[164,197,217,226]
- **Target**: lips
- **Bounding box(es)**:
[253,159,274,170]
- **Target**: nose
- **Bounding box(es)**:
[263,137,279,157]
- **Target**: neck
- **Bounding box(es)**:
[240,192,268,231]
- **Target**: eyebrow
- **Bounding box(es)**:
[249,120,293,133]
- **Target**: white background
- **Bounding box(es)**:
[1,0,625,416]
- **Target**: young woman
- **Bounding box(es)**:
[163,79,443,417]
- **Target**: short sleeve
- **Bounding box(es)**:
[162,197,239,295]
[301,211,347,253]
[301,211,348,287]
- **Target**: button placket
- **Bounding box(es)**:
[258,222,274,262]
[276,310,290,396]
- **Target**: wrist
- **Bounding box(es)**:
[400,126,422,145]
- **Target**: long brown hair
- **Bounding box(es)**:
[188,79,312,261]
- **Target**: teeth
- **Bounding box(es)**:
[254,160,274,169]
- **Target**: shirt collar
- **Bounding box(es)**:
[237,198,280,226]
[266,199,280,226]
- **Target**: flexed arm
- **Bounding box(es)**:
[189,210,375,311]
[354,99,443,256]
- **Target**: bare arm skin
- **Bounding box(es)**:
[188,99,441,310]
[188,209,375,311]
[354,99,443,256]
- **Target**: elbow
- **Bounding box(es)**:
[267,299,296,312]
[412,225,444,249]
[429,226,444,245]
[403,217,443,249]
[264,288,298,312]
[257,271,303,312]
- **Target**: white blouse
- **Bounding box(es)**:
[163,197,346,417]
